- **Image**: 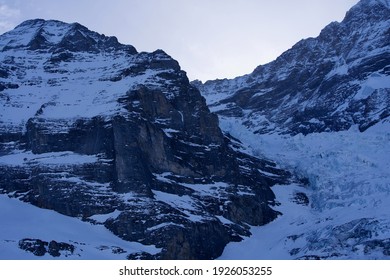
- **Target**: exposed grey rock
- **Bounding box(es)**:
[18,238,75,257]
[18,238,47,256]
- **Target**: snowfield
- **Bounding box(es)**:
[219,117,390,259]
[0,195,159,259]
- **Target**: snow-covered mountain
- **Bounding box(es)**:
[0,19,291,259]
[195,0,390,259]
[195,0,390,135]
[1,0,389,260]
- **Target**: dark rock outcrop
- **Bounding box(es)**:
[18,238,75,257]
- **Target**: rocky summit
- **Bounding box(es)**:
[0,19,291,259]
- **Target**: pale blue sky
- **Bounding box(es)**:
[0,0,359,81]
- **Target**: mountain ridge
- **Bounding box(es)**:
[0,18,137,54]
[195,0,390,135]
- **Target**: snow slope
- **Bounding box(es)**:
[0,194,159,259]
[219,118,390,259]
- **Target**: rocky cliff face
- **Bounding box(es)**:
[0,19,291,259]
[195,0,390,135]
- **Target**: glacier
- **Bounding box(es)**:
[218,118,390,259]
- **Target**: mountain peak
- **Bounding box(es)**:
[361,0,390,7]
[352,0,390,11]
[0,19,137,54]
[344,0,390,21]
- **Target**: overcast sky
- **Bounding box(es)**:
[0,0,359,81]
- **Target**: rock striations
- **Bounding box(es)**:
[0,19,290,259]
[195,0,390,135]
